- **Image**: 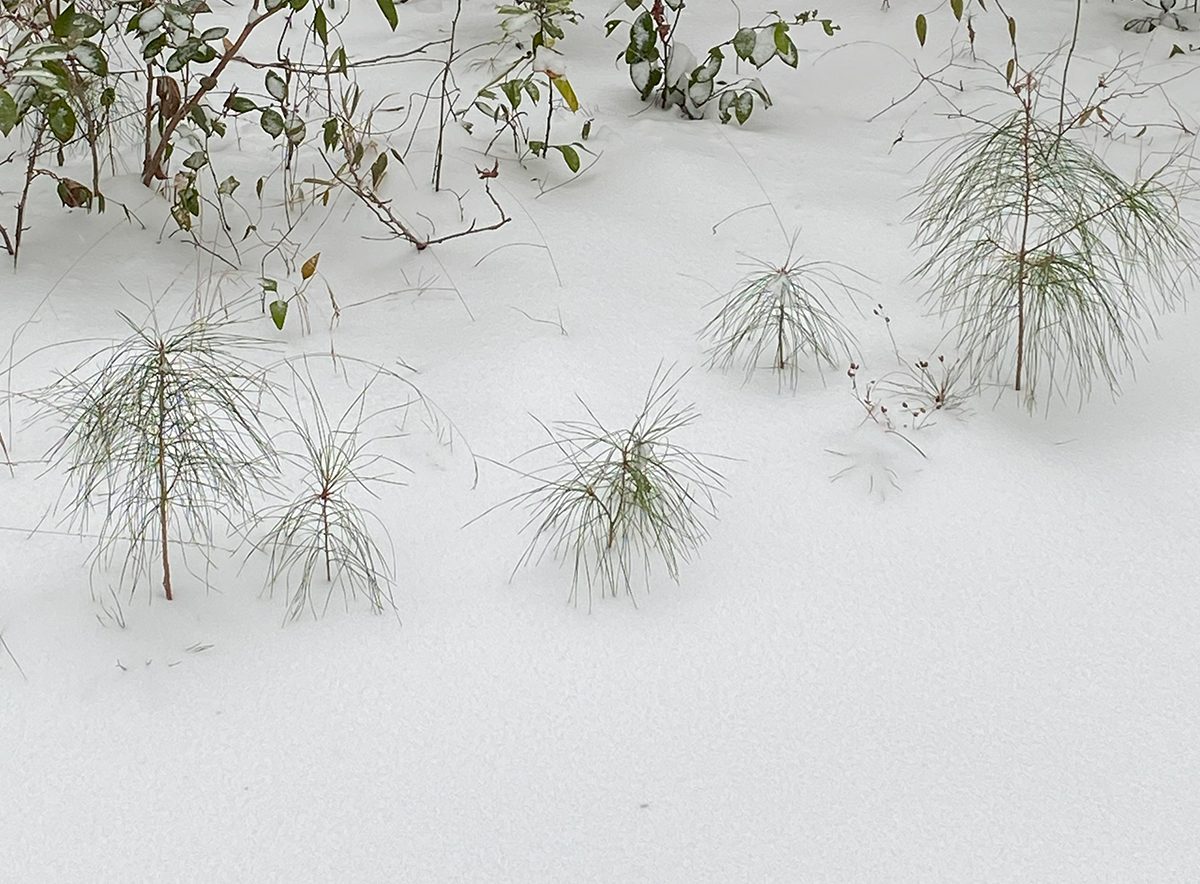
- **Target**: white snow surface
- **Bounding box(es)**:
[3,1,1200,881]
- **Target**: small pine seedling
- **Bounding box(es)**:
[40,311,277,600]
[252,375,404,622]
[492,368,724,611]
[701,252,862,389]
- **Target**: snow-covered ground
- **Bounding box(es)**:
[3,0,1200,879]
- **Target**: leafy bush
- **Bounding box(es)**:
[606,3,837,124]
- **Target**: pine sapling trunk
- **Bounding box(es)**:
[1014,76,1036,392]
[320,491,332,583]
[776,301,787,371]
[156,342,173,600]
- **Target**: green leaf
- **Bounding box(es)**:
[135,8,164,32]
[269,298,288,330]
[46,97,76,141]
[226,95,258,114]
[732,27,757,61]
[524,80,540,103]
[915,14,927,47]
[733,90,753,125]
[553,77,579,112]
[370,152,387,188]
[261,276,278,293]
[143,32,168,60]
[774,24,797,68]
[322,117,339,151]
[631,11,656,55]
[52,4,76,39]
[500,79,523,110]
[376,0,398,31]
[556,144,581,172]
[182,150,208,170]
[717,90,735,123]
[950,0,964,21]
[283,114,305,145]
[72,42,107,76]
[581,118,592,140]
[201,26,229,41]
[1007,16,1017,45]
[313,7,328,45]
[166,42,198,72]
[260,108,285,138]
[265,70,287,102]
[691,48,722,83]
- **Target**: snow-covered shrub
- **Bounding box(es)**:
[471,0,589,173]
[605,3,837,124]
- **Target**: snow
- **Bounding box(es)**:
[3,0,1200,880]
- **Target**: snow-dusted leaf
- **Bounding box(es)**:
[283,113,305,145]
[774,24,797,67]
[630,59,651,92]
[733,91,753,125]
[732,28,757,61]
[137,7,164,31]
[688,76,713,106]
[47,96,76,141]
[718,90,736,123]
[749,27,777,67]
[260,108,284,138]
[665,43,695,88]
[72,42,107,76]
[745,78,770,105]
[631,11,656,55]
[265,70,287,102]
